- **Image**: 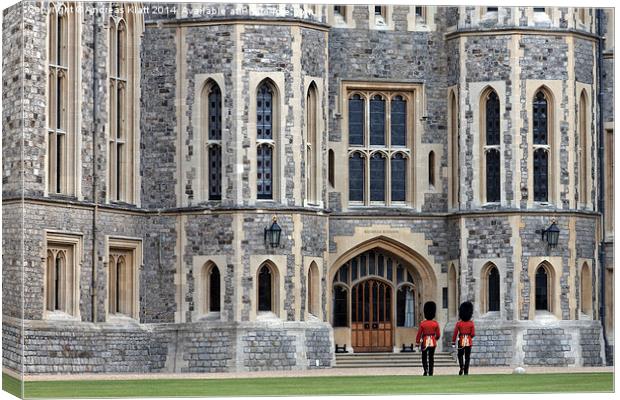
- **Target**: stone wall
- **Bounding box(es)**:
[522,328,575,366]
[3,318,333,374]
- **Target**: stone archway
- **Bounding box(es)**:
[329,237,438,352]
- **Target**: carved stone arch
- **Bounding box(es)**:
[480,262,501,314]
[257,260,280,315]
[329,236,438,303]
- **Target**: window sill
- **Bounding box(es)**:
[197,312,221,322]
[534,310,557,321]
[107,314,139,325]
[43,310,79,321]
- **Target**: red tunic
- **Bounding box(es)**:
[452,320,475,346]
[415,319,441,347]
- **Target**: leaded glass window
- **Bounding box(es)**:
[533,91,548,145]
[349,152,365,202]
[486,91,500,146]
[257,144,273,199]
[208,145,221,200]
[486,149,500,202]
[533,148,548,202]
[257,83,273,140]
[370,153,386,202]
[333,286,348,327]
[209,85,222,140]
[256,80,277,200]
[370,95,385,146]
[349,94,364,146]
[346,88,415,206]
[391,96,407,146]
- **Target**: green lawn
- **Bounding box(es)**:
[2,372,613,399]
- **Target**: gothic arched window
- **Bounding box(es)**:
[488,266,500,312]
[208,264,221,312]
[256,81,277,200]
[484,90,501,203]
[535,265,549,311]
[207,83,222,201]
[533,90,550,202]
[390,153,407,202]
[348,94,364,146]
[258,264,273,312]
[370,95,386,146]
[391,95,407,146]
[349,152,365,203]
[370,152,386,202]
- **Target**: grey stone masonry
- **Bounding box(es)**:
[470,328,513,366]
[523,328,575,366]
[579,326,604,366]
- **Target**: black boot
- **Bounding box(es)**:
[459,368,463,375]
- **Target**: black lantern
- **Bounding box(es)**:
[541,220,560,248]
[264,216,282,248]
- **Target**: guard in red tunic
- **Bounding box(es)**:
[452,301,475,375]
[415,301,440,376]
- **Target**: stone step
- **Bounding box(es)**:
[335,352,458,368]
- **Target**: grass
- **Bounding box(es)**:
[1,372,613,398]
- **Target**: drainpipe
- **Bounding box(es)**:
[91,5,99,323]
[595,8,608,361]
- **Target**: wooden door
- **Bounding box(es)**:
[351,279,393,352]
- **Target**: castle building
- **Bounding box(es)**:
[2,3,615,374]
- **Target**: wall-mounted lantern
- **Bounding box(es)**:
[264,215,282,248]
[541,220,560,248]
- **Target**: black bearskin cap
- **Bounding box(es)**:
[459,301,474,322]
[423,301,436,320]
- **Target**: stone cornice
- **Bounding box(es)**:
[144,16,331,32]
[445,27,600,42]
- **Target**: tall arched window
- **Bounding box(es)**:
[579,90,588,205]
[46,251,65,311]
[428,151,435,187]
[349,152,365,203]
[306,84,319,203]
[205,82,222,201]
[48,2,80,196]
[391,96,407,146]
[581,262,592,316]
[108,14,129,203]
[307,262,319,316]
[346,86,415,206]
[484,90,501,202]
[449,90,459,207]
[370,152,386,202]
[258,264,274,312]
[208,264,221,312]
[390,153,407,202]
[370,95,386,146]
[348,94,364,146]
[256,81,277,200]
[488,266,500,312]
[535,265,549,311]
[533,90,550,202]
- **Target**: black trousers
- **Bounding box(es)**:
[457,346,472,374]
[421,346,435,375]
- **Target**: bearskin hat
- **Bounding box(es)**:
[458,301,474,322]
[423,301,437,320]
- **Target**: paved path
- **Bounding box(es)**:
[12,366,614,382]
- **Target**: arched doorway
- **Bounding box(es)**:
[332,248,424,352]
